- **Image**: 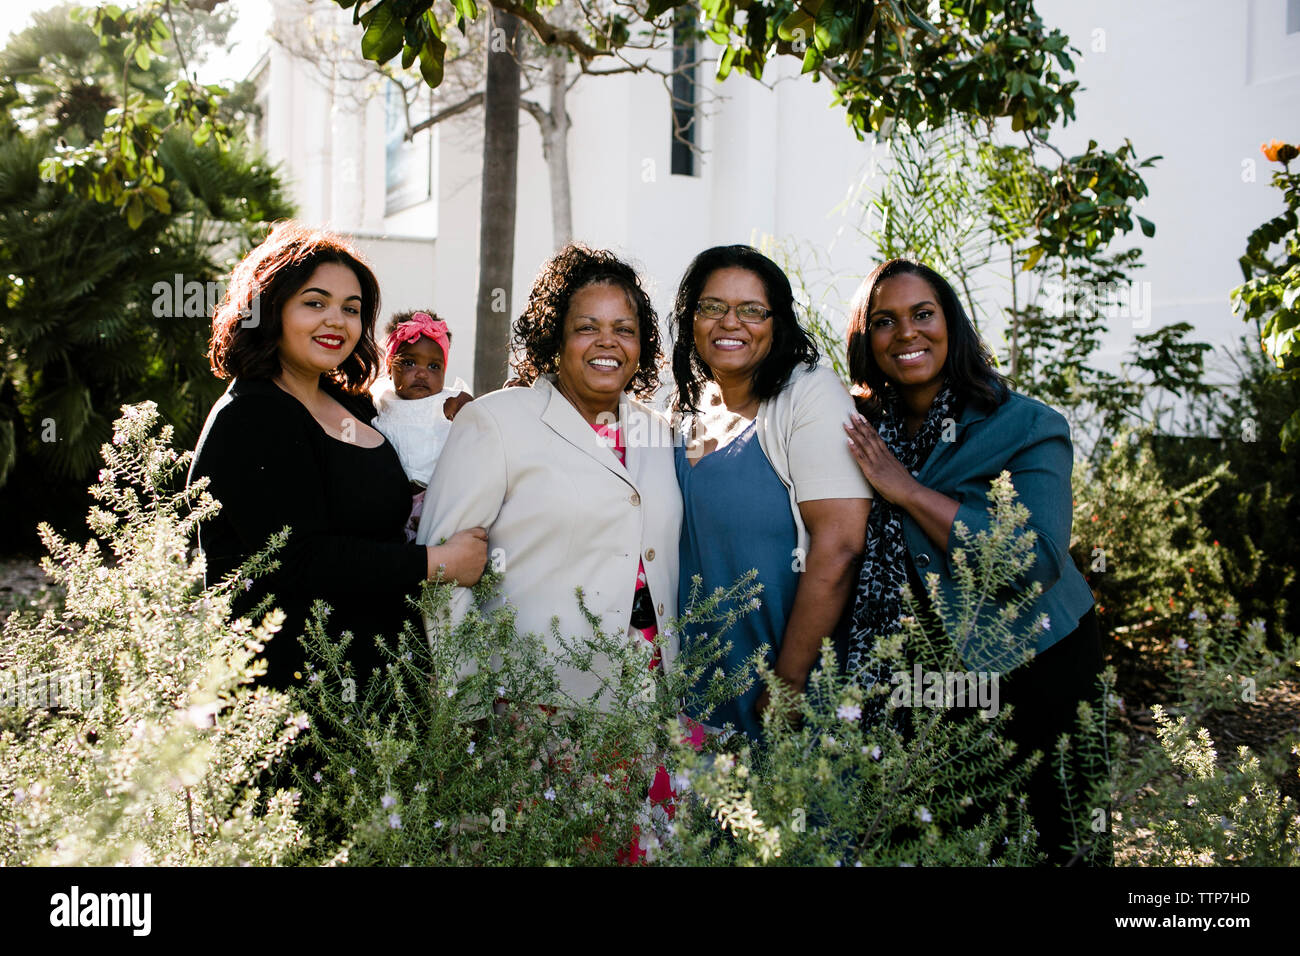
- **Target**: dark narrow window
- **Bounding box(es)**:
[671,15,698,176]
[1289,0,1300,34]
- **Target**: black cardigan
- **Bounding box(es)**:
[187,377,427,689]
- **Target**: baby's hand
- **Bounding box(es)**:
[444,391,474,420]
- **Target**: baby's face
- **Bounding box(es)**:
[390,337,446,399]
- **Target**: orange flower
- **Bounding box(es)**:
[1262,140,1299,163]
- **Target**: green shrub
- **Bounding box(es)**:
[0,402,305,865]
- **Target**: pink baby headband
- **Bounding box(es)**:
[386,311,450,364]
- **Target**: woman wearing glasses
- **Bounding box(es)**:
[671,245,873,740]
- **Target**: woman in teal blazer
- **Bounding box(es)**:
[840,257,1102,865]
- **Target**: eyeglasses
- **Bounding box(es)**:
[695,299,772,323]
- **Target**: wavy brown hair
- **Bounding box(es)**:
[511,244,661,399]
[208,220,382,393]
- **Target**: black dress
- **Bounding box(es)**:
[187,376,427,690]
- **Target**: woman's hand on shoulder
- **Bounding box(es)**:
[426,527,489,585]
[843,412,919,506]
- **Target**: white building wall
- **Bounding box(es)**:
[249,0,1300,393]
[1034,0,1300,376]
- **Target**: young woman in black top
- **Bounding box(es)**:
[188,221,487,690]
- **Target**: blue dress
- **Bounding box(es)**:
[676,421,800,740]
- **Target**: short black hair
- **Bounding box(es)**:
[670,245,818,413]
[846,258,1009,416]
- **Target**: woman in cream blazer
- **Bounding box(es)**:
[416,246,681,707]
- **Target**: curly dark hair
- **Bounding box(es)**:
[511,244,661,399]
[670,245,819,413]
[208,220,382,394]
[846,258,1008,417]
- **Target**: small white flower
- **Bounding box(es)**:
[869,745,882,760]
[308,671,321,684]
[466,741,476,755]
[1174,637,1189,651]
[1039,615,1051,631]
[388,813,402,829]
[836,703,863,722]
[917,807,933,823]
[445,686,455,698]
[403,651,413,662]
[312,771,323,784]
[414,783,428,793]
[347,767,357,776]
[543,788,556,801]
[434,819,444,829]
[496,685,506,698]
[381,793,397,809]
[244,579,253,592]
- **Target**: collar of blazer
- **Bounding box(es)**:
[915,393,1005,481]
[533,373,641,490]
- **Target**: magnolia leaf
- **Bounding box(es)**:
[360,3,405,64]
[417,33,447,89]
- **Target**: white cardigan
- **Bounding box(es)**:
[688,364,874,556]
[416,375,682,706]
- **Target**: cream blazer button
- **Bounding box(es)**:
[630,492,641,506]
[645,547,655,561]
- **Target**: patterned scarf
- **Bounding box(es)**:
[845,384,957,691]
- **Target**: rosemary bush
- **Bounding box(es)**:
[0,402,306,865]
[5,403,1294,866]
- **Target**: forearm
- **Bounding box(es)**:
[899,481,960,557]
[773,543,860,689]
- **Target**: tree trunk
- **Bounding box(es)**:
[545,50,572,249]
[472,5,521,392]
[1006,240,1019,381]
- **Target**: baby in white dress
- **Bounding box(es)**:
[371,310,473,541]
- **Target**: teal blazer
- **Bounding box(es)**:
[902,390,1093,669]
